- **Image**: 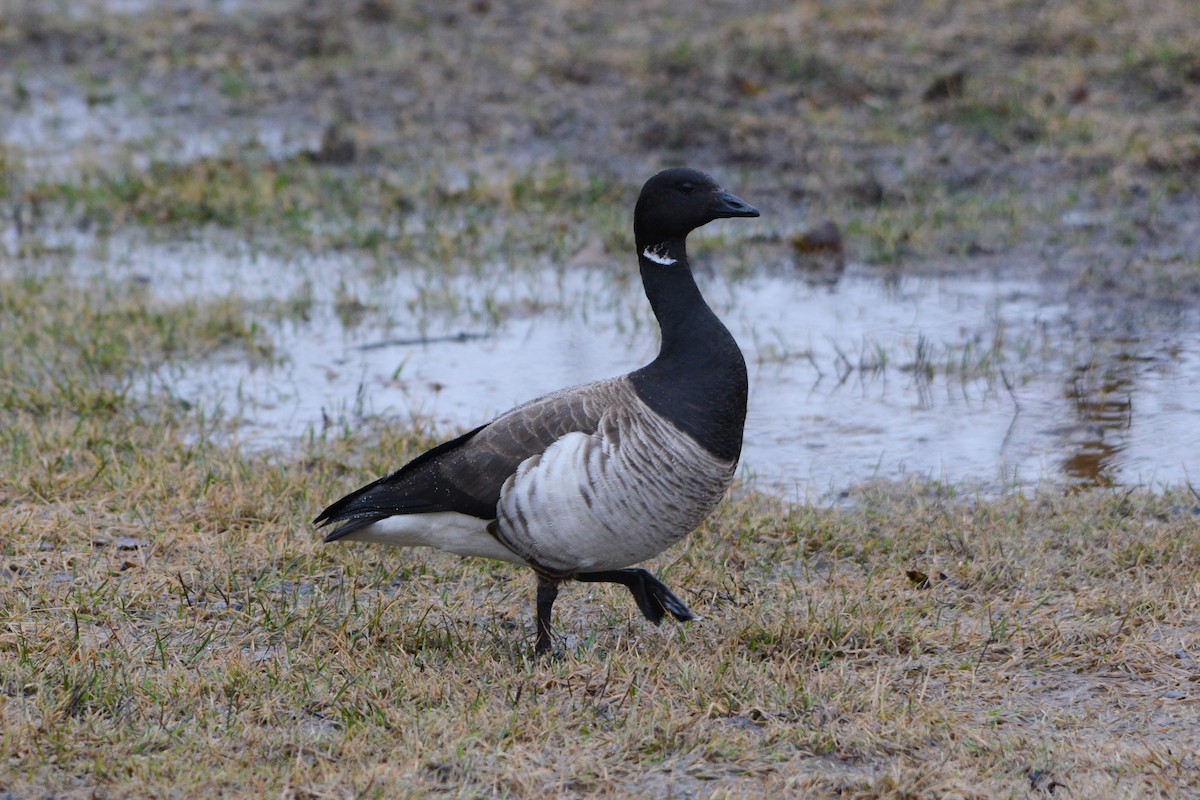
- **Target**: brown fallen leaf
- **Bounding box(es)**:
[906,569,947,589]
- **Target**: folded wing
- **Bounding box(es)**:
[314,378,632,541]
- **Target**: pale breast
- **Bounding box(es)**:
[493,389,737,576]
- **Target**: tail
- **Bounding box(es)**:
[315,423,490,542]
[314,474,443,542]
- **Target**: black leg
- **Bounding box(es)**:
[535,579,559,654]
[575,568,694,625]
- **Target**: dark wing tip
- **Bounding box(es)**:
[321,525,350,543]
[320,515,381,543]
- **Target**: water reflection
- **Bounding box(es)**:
[1055,361,1131,487]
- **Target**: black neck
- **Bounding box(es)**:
[629,235,748,462]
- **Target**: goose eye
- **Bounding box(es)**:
[679,182,695,194]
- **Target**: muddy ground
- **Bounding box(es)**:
[3,0,1198,285]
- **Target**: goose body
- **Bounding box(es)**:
[316,167,759,652]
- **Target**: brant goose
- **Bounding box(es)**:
[316,167,759,653]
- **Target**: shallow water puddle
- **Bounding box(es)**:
[91,239,1200,496]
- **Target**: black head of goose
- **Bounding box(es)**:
[315,167,759,653]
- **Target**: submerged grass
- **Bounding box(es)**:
[0,268,271,418]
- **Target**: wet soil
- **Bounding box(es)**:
[5,2,1199,236]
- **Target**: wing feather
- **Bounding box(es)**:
[315,378,633,540]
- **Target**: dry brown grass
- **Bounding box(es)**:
[4,429,1199,798]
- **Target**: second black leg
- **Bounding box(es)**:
[575,568,695,625]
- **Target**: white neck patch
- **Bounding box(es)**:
[641,244,676,266]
